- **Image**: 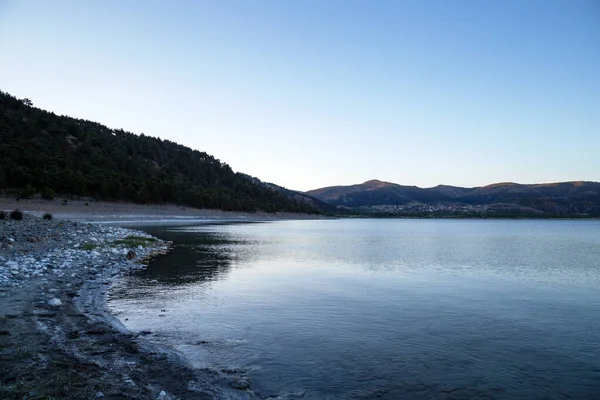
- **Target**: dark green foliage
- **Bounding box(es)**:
[19,184,36,199]
[42,188,55,200]
[0,90,318,213]
[10,209,23,220]
[43,213,53,220]
[0,210,4,220]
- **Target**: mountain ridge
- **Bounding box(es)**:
[306,179,600,217]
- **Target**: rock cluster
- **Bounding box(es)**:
[0,214,168,288]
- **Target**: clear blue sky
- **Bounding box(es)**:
[1,1,598,191]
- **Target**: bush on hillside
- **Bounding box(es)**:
[20,184,36,199]
[42,188,56,200]
[43,213,53,220]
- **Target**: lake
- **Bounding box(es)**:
[109,219,600,399]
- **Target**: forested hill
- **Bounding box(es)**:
[0,91,318,213]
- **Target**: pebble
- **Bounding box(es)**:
[48,298,62,307]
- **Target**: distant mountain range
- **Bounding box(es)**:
[306,180,600,217]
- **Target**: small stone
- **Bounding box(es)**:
[126,250,136,260]
[67,330,80,339]
[96,392,104,398]
[230,376,252,390]
[48,298,62,307]
[157,391,167,399]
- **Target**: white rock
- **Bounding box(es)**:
[90,251,101,257]
[5,261,18,269]
[48,298,62,307]
[157,391,167,399]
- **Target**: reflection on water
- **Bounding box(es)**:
[112,223,259,288]
[110,219,600,399]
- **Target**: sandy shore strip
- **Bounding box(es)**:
[0,198,324,224]
[0,213,260,399]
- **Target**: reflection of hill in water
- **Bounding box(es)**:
[121,224,263,288]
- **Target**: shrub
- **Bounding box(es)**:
[0,210,5,220]
[42,188,55,200]
[20,184,36,199]
[43,213,53,220]
[10,209,23,220]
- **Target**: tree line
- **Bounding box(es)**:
[0,90,319,214]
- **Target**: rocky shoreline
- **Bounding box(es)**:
[0,214,258,399]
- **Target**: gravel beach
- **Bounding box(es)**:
[0,212,259,399]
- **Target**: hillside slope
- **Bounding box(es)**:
[0,91,318,213]
[307,180,600,216]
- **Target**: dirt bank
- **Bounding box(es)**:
[0,198,324,223]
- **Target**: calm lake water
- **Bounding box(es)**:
[109,219,600,399]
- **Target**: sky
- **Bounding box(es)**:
[0,1,598,191]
